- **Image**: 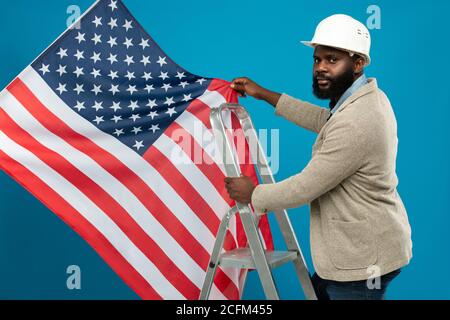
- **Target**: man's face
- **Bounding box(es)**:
[312,45,357,101]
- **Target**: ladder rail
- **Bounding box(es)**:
[201,103,317,300]
[207,105,279,299]
[199,206,237,300]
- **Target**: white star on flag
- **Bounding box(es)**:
[57,48,68,59]
[165,107,177,117]
[157,56,167,67]
[123,19,133,31]
[149,124,160,133]
[39,64,50,75]
[92,16,103,27]
[139,38,150,49]
[133,140,144,150]
[74,50,85,61]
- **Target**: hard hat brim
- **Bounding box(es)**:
[300,40,371,66]
[301,41,315,48]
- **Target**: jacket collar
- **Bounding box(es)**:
[335,78,378,114]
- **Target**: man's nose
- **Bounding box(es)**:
[314,61,328,74]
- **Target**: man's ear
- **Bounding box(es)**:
[353,57,365,74]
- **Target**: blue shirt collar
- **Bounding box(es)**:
[330,74,368,114]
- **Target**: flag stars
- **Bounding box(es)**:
[74,50,85,61]
[161,83,172,92]
[196,78,207,85]
[131,127,142,135]
[92,16,103,27]
[182,94,192,102]
[142,72,152,81]
[175,72,186,80]
[92,101,104,111]
[74,101,85,111]
[123,37,134,49]
[75,32,86,43]
[90,68,101,78]
[140,55,151,66]
[56,48,68,59]
[39,63,50,75]
[73,83,85,95]
[56,64,67,76]
[129,114,141,122]
[56,83,67,95]
[108,70,119,80]
[149,124,160,133]
[157,56,167,67]
[146,99,157,109]
[109,84,120,95]
[93,116,104,125]
[124,55,135,66]
[126,85,138,95]
[179,81,189,89]
[108,17,118,30]
[125,71,136,81]
[123,19,133,32]
[107,36,118,47]
[90,52,102,63]
[107,53,118,64]
[166,107,177,117]
[91,33,102,45]
[113,129,124,137]
[133,140,144,150]
[144,84,155,93]
[111,115,123,123]
[159,71,169,80]
[139,38,150,50]
[91,84,102,95]
[164,96,175,106]
[109,0,118,11]
[110,102,121,112]
[148,111,158,120]
[128,101,139,111]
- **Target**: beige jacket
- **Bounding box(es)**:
[252,78,413,281]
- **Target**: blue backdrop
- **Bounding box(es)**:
[0,0,449,300]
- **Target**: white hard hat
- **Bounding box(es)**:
[302,14,371,66]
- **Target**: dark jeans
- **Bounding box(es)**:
[311,269,401,300]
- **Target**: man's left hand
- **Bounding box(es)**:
[224,175,256,204]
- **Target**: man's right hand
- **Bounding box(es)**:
[230,77,266,99]
[230,77,281,107]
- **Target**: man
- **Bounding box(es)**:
[225,14,412,300]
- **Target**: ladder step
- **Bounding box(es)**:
[219,248,298,269]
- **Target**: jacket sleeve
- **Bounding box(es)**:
[251,118,369,213]
[276,94,331,133]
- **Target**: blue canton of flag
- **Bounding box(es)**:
[32,0,210,155]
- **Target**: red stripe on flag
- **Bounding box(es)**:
[163,121,232,204]
[143,146,237,251]
[0,149,161,300]
[0,108,200,299]
[182,99,212,129]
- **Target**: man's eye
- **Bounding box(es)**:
[314,59,319,64]
[329,57,337,63]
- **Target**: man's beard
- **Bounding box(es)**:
[313,68,355,100]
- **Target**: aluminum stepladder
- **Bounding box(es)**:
[200,103,317,300]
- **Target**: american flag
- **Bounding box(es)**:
[0,0,273,299]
